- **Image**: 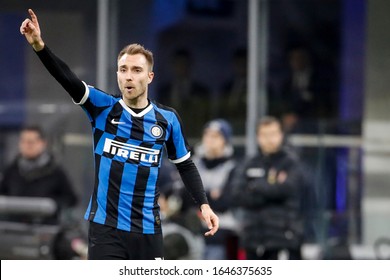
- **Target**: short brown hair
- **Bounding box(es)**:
[117,44,154,71]
[256,116,282,133]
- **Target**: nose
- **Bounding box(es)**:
[125,72,133,81]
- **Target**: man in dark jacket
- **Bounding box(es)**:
[231,116,305,260]
[0,125,78,225]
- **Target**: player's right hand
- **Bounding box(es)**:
[20,9,44,51]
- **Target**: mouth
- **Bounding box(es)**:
[124,86,134,93]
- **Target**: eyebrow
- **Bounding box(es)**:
[118,64,144,68]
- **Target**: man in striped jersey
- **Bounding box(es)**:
[20,9,219,260]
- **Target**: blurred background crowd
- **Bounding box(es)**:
[1,0,390,260]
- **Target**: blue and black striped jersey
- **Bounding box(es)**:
[78,84,191,234]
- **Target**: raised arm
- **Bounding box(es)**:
[20,9,86,103]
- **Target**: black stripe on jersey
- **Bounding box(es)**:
[153,186,161,229]
[138,142,160,168]
[154,109,168,141]
[88,154,102,220]
[165,124,178,160]
[130,165,150,232]
[102,135,128,160]
[104,160,124,226]
[83,99,110,122]
[123,142,160,167]
[130,115,145,141]
[89,128,104,219]
[154,101,190,159]
[105,102,124,135]
[93,128,105,150]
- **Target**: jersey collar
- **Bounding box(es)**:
[119,99,153,117]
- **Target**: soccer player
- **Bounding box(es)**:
[20,9,219,260]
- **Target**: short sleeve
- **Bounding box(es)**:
[166,112,191,164]
[75,83,118,122]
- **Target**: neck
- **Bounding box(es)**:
[129,100,150,112]
[123,95,148,109]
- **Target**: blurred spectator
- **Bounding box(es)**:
[231,116,305,260]
[0,125,85,259]
[158,48,212,137]
[278,47,335,133]
[0,125,78,225]
[192,119,238,259]
[218,48,247,134]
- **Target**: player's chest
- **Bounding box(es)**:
[100,111,168,143]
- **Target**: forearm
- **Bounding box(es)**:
[35,45,86,102]
[176,159,208,207]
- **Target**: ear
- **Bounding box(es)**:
[148,71,154,84]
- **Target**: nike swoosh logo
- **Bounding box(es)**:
[111,119,126,125]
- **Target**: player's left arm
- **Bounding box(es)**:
[176,159,219,237]
[167,111,219,236]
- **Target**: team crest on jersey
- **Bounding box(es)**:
[150,125,163,138]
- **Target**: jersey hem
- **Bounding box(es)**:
[85,218,162,234]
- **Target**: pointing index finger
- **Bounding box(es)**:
[28,9,38,23]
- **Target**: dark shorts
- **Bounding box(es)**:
[88,222,163,260]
